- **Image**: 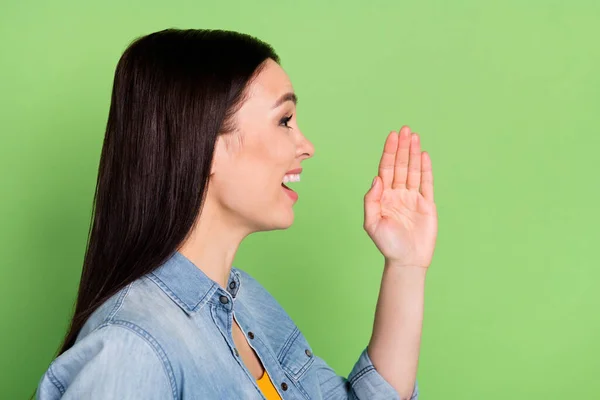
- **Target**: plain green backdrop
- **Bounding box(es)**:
[1,0,599,398]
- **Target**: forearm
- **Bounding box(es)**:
[367,260,427,400]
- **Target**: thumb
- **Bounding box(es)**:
[363,176,382,230]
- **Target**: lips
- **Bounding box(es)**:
[285,167,302,175]
[281,168,301,202]
[281,181,299,202]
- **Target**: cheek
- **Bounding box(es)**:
[270,137,296,164]
[252,138,296,175]
[221,162,279,204]
[222,137,295,205]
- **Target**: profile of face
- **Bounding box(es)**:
[206,58,315,234]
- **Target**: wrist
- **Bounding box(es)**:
[384,258,430,271]
[382,261,428,285]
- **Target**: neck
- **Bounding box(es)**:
[178,199,251,289]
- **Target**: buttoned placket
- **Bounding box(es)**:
[213,273,294,399]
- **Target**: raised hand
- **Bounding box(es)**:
[363,126,438,268]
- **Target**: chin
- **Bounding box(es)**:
[262,208,295,231]
[276,211,295,230]
[280,214,294,229]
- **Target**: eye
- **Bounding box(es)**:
[279,114,293,129]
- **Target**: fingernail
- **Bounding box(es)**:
[372,177,377,187]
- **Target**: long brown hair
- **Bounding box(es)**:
[32,28,279,398]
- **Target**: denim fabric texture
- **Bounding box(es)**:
[36,250,419,399]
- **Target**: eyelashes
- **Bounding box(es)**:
[279,114,293,129]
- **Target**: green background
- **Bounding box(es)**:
[2,0,599,398]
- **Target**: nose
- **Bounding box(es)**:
[297,130,315,160]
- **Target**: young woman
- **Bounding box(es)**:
[34,28,437,399]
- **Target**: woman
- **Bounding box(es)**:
[34,28,437,399]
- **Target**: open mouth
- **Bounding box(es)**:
[281,182,295,191]
[281,181,298,202]
[282,173,300,201]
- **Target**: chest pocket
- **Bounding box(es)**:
[278,326,315,381]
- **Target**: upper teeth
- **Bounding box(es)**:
[283,174,301,184]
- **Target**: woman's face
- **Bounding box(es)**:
[207,58,315,233]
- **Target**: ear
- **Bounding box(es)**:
[210,136,226,176]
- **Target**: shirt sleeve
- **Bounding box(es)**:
[36,323,176,400]
[312,345,418,400]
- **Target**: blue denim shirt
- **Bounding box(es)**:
[36,250,419,399]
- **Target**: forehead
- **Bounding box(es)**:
[244,59,294,106]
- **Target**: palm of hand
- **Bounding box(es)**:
[364,126,438,268]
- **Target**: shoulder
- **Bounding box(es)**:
[234,266,279,299]
[234,266,310,348]
[37,323,177,399]
[234,266,289,314]
[80,277,194,344]
[68,278,195,381]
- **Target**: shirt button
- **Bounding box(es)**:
[229,281,236,289]
[219,295,229,304]
[281,382,288,391]
[234,348,239,357]
[248,331,254,339]
[305,349,312,357]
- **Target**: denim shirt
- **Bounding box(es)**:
[36,250,419,399]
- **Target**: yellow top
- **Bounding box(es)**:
[256,368,283,400]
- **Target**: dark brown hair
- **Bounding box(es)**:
[32,27,279,398]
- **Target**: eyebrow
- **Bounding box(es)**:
[272,92,298,109]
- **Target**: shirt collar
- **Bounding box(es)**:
[146,250,241,316]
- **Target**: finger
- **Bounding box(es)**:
[392,126,412,189]
[364,176,383,231]
[378,131,398,190]
[420,151,434,202]
[406,133,421,190]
